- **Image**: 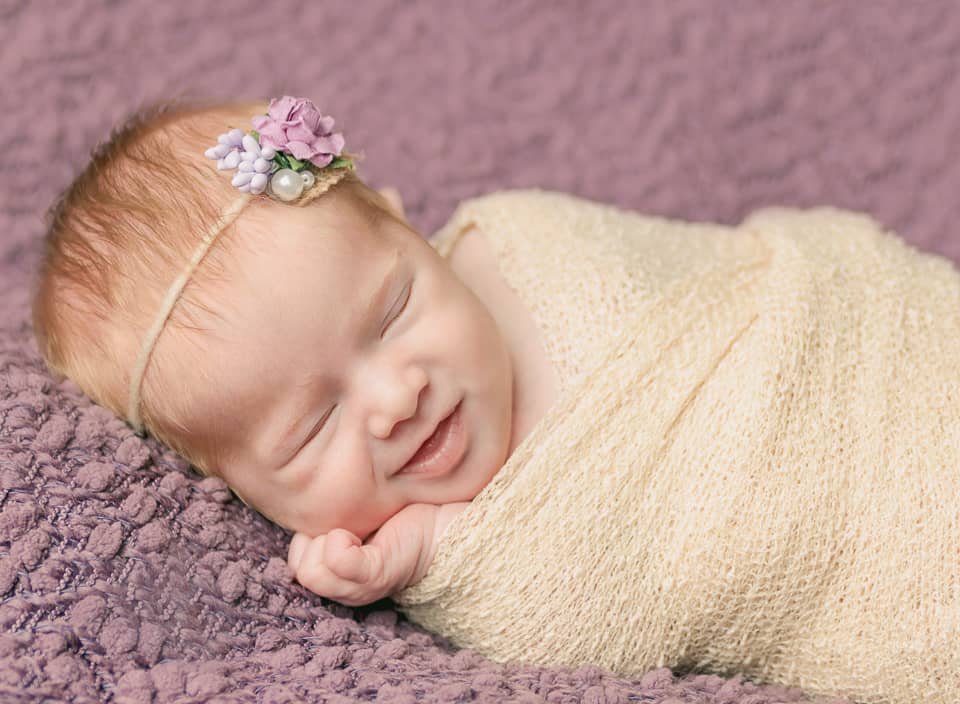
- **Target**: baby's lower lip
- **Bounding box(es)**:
[396,401,466,477]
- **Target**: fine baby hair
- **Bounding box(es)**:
[31,96,403,478]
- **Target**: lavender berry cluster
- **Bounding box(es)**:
[204,96,353,201]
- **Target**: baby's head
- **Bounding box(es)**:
[32,98,514,539]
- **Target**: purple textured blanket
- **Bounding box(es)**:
[2,1,958,701]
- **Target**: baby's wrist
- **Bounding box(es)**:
[363,503,436,594]
[406,502,470,588]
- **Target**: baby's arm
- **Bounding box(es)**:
[287,502,469,606]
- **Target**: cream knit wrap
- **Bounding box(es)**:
[394,190,960,704]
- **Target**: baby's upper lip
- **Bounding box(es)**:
[395,405,453,475]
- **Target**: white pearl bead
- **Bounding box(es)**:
[270,169,304,201]
[301,170,316,189]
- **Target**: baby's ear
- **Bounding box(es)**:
[377,187,406,221]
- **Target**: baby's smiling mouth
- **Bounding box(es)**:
[395,401,466,477]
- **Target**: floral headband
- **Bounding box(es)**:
[204,95,357,200]
[127,96,357,435]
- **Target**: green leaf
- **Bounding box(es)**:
[286,155,306,171]
[274,153,290,169]
[250,129,260,141]
[328,157,354,170]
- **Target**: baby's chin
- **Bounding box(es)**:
[279,507,396,542]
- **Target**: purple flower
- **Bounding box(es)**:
[251,96,346,168]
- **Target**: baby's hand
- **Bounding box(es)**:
[286,502,470,606]
[287,529,395,606]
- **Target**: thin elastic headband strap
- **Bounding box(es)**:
[126,193,253,435]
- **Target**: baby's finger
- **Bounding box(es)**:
[324,528,372,583]
[295,538,365,603]
[295,535,337,591]
[287,532,312,571]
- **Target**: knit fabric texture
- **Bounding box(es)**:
[4,1,959,701]
[396,189,960,704]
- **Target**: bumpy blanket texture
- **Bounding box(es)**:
[4,1,959,701]
[396,190,960,704]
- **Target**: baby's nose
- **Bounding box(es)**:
[367,366,428,440]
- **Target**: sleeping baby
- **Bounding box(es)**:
[31,96,960,704]
[31,96,556,607]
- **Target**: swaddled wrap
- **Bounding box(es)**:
[395,190,960,704]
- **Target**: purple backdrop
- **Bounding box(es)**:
[1,1,957,701]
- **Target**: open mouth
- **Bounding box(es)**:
[396,401,466,477]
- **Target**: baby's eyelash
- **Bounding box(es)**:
[313,403,336,431]
[288,404,335,462]
[382,281,412,335]
[315,404,336,432]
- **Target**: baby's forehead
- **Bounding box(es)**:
[236,197,389,262]
[212,204,401,332]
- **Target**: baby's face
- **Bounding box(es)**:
[189,198,514,539]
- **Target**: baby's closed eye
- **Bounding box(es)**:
[382,280,413,337]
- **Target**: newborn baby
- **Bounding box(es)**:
[31,97,559,606]
[31,95,960,703]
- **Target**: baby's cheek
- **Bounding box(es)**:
[467,307,511,380]
[301,478,398,542]
[453,300,497,352]
[332,502,403,543]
